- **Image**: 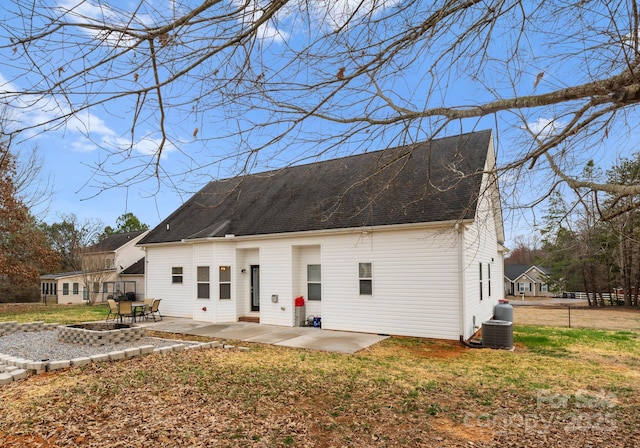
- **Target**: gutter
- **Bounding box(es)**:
[137,219,476,248]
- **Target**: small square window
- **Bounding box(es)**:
[172,267,183,284]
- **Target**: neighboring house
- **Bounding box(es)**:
[138,130,505,341]
[40,230,149,304]
[504,265,552,297]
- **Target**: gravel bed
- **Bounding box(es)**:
[0,330,199,361]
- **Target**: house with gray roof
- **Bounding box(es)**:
[138,130,505,340]
[40,230,148,304]
[504,264,552,297]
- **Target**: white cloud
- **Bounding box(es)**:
[55,0,152,47]
[312,0,403,31]
[111,135,177,160]
[527,117,566,139]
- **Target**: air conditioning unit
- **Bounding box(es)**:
[482,320,513,349]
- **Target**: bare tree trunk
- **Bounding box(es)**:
[582,264,594,307]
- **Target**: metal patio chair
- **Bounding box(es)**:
[106,299,119,321]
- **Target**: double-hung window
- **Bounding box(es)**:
[219,266,231,300]
[62,283,69,295]
[359,262,372,295]
[197,266,210,299]
[307,265,321,301]
[172,267,183,284]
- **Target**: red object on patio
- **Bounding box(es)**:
[295,296,305,307]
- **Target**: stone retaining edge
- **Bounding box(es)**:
[0,322,251,385]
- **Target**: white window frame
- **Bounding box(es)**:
[172,267,183,284]
[307,264,321,301]
[219,266,231,300]
[518,282,531,293]
[359,262,373,296]
[197,266,210,299]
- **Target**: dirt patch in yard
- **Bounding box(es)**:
[514,304,640,331]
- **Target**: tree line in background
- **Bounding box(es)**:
[1,139,148,302]
[508,155,640,307]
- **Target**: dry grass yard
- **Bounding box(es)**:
[0,303,639,447]
[515,304,640,331]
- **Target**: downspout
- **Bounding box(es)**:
[456,222,466,342]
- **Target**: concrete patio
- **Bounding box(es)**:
[138,317,389,354]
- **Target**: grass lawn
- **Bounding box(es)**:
[0,303,109,325]
[1,305,639,447]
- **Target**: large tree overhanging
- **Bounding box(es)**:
[1,0,640,203]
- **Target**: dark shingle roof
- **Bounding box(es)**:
[504,265,551,281]
[121,257,145,275]
[91,230,147,252]
[140,130,492,244]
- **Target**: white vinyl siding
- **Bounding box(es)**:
[462,150,504,339]
[292,245,321,323]
[322,227,462,340]
[145,245,194,318]
[141,144,503,341]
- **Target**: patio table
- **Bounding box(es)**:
[131,302,148,322]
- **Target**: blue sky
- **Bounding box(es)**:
[1,0,639,247]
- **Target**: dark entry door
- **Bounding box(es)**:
[251,265,260,311]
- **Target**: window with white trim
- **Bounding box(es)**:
[62,283,69,295]
[518,282,532,292]
[219,266,231,300]
[359,262,372,295]
[540,283,548,293]
[197,266,210,299]
[172,267,183,284]
[73,283,79,295]
[307,264,321,301]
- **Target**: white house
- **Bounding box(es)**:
[139,131,505,341]
[40,230,148,304]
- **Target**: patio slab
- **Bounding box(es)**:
[141,318,387,354]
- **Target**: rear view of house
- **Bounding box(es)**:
[139,131,505,340]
